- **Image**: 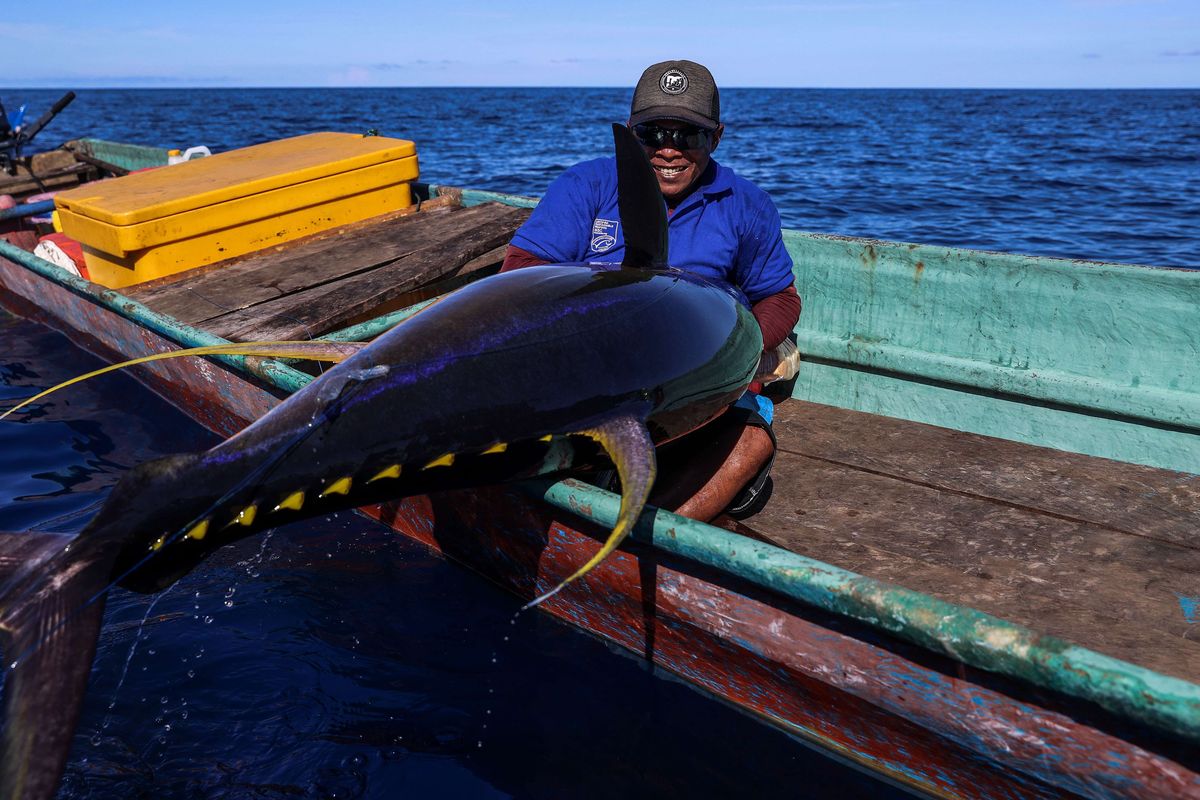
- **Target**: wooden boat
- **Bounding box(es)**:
[1,137,1198,800]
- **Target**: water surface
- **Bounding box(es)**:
[13,86,1199,267]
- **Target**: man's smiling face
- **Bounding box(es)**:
[634,119,724,207]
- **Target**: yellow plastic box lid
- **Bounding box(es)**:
[54,132,418,254]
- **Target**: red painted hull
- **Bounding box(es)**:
[3,253,1197,800]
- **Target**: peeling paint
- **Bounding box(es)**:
[1177,594,1199,625]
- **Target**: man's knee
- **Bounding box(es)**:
[722,422,776,519]
[738,424,774,468]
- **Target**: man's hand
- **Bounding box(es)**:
[756,337,800,384]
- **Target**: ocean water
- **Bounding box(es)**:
[0,87,1196,798]
[10,87,1199,268]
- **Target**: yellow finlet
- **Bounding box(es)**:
[234,505,258,527]
[423,453,455,469]
[186,520,209,541]
[320,477,353,497]
[369,464,402,482]
[539,435,553,442]
[274,491,305,512]
[151,535,166,551]
[482,442,508,455]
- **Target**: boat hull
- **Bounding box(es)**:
[0,250,278,436]
[367,489,1198,800]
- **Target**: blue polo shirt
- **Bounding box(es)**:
[510,157,794,304]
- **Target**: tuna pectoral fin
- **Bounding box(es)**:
[524,416,656,609]
[0,531,116,800]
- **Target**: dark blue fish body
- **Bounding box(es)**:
[99,263,760,592]
[0,124,764,800]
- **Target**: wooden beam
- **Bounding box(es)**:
[204,203,528,340]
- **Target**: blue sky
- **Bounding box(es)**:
[3,0,1197,88]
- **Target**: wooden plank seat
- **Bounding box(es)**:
[126,201,530,341]
[732,399,1200,683]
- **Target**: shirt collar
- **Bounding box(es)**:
[699,158,733,196]
[672,159,732,215]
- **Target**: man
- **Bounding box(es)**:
[501,59,800,521]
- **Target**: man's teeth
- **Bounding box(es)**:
[656,165,686,177]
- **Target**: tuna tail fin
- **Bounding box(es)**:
[0,531,117,800]
[613,123,669,269]
[524,415,656,609]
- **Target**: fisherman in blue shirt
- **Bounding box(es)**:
[502,59,801,521]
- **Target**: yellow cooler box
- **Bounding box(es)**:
[54,132,419,289]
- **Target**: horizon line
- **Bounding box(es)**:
[2,84,1198,91]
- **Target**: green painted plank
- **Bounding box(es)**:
[784,231,1200,473]
[524,477,1200,744]
[74,138,172,172]
[319,299,436,342]
[420,182,539,209]
[795,361,1200,474]
[0,240,312,395]
[443,187,1200,472]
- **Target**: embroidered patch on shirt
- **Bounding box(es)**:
[590,218,618,253]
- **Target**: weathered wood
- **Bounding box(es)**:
[379,489,1197,800]
[127,202,512,325]
[331,242,511,332]
[127,202,457,323]
[123,197,457,297]
[0,150,90,197]
[460,243,507,274]
[205,203,529,340]
[65,150,130,177]
[774,400,1200,546]
[740,400,1200,682]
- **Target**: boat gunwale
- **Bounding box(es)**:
[0,238,312,394]
[520,478,1200,744]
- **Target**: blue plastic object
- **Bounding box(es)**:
[6,103,26,133]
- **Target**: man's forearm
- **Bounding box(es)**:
[752,284,801,350]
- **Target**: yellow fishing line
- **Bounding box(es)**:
[0,341,365,421]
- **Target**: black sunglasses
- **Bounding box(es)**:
[632,123,713,150]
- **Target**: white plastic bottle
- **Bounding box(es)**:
[167,146,213,165]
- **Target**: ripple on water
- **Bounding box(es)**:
[12,86,1195,266]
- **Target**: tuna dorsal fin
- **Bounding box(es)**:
[523,415,656,609]
[613,123,668,269]
[0,530,116,800]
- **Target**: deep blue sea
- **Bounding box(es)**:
[1,87,1197,798]
[10,87,1200,267]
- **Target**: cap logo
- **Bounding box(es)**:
[659,69,688,95]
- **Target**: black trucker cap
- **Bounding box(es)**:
[629,60,720,130]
